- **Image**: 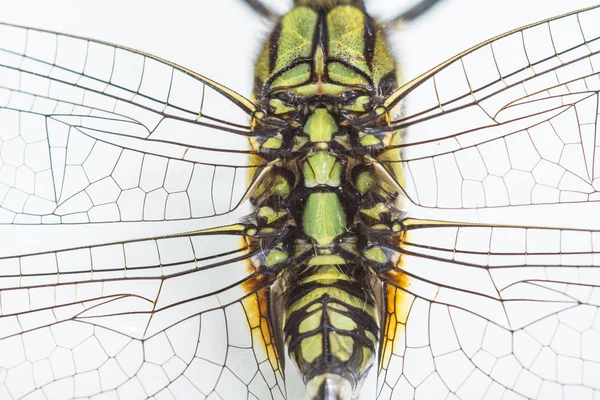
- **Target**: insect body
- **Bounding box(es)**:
[245,1,408,398]
[1,1,600,400]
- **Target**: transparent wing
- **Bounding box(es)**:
[383,5,600,210]
[378,219,600,399]
[0,229,285,400]
[375,5,600,399]
[0,23,263,225]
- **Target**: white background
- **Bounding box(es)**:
[0,1,599,399]
[0,0,598,101]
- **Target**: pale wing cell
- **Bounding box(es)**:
[0,23,262,225]
[385,6,600,210]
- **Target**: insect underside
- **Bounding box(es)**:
[3,1,600,400]
[241,1,409,398]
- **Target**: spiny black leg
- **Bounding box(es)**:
[240,0,280,21]
[387,0,443,25]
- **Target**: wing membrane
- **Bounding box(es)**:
[375,7,600,398]
[4,3,600,400]
[383,6,600,210]
[0,228,285,400]
[377,217,600,399]
[0,23,265,225]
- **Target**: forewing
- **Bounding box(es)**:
[0,23,262,225]
[0,229,285,400]
[382,6,600,210]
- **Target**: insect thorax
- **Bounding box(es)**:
[245,1,407,398]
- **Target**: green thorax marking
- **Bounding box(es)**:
[303,108,338,142]
[254,3,395,97]
[303,151,342,187]
[302,192,346,247]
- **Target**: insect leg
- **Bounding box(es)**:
[240,0,280,21]
[387,0,443,26]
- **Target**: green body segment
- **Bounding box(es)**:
[304,109,338,142]
[249,0,404,399]
[276,99,385,396]
[303,193,346,246]
[303,152,343,187]
[254,0,396,97]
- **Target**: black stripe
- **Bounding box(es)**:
[286,308,379,347]
[285,298,379,349]
[317,9,328,56]
[286,293,379,329]
[269,23,282,74]
[363,13,376,66]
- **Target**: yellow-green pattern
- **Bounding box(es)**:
[284,265,379,393]
[247,0,406,398]
[6,1,600,400]
[253,0,396,98]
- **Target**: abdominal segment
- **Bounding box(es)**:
[283,264,380,396]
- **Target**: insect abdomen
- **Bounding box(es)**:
[284,264,380,400]
[275,107,383,399]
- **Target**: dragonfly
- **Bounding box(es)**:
[1,0,600,399]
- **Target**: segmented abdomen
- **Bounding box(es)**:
[283,264,380,398]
